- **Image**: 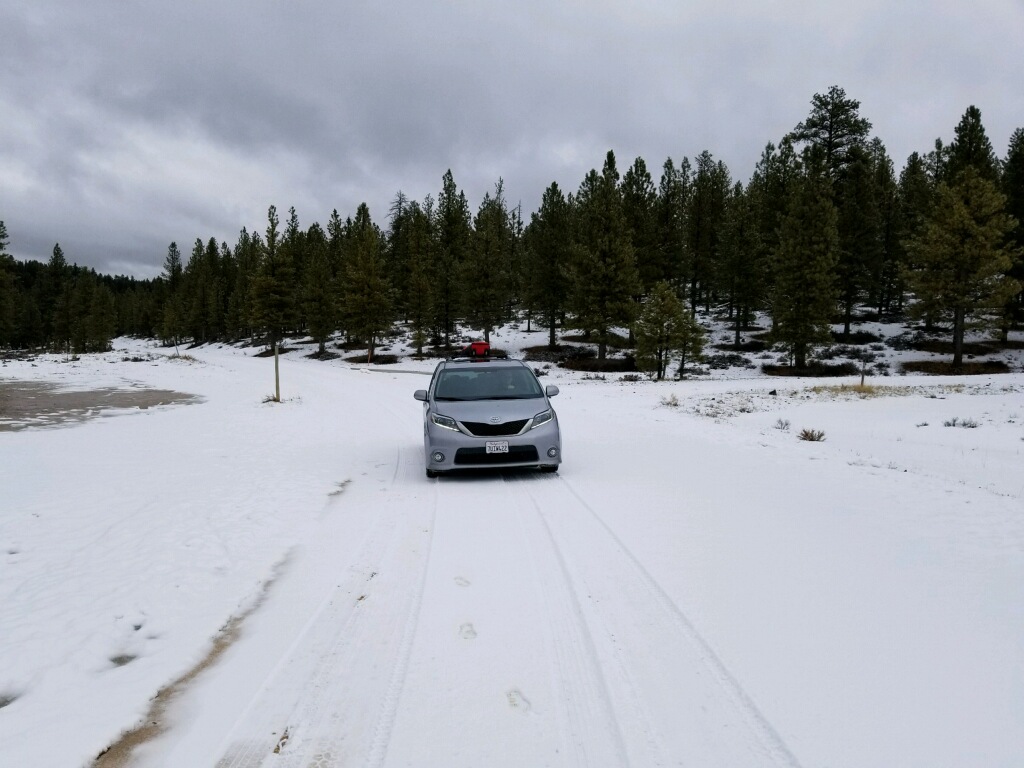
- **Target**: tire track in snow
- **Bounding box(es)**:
[510,472,804,767]
[503,476,632,767]
[213,445,437,768]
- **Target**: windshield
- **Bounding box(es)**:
[434,367,543,400]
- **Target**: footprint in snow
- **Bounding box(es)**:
[454,576,471,587]
[506,689,531,712]
[459,623,477,639]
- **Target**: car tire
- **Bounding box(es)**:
[426,468,440,478]
[540,465,558,473]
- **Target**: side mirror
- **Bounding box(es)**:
[413,390,428,401]
[545,385,560,397]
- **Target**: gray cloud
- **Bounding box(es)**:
[2,0,1022,277]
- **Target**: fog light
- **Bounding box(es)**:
[547,447,559,458]
[431,451,445,463]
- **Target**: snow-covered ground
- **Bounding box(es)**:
[2,324,1023,767]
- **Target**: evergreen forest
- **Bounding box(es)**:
[2,88,1022,375]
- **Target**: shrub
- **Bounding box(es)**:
[797,428,826,442]
[944,416,979,428]
[561,355,637,373]
[762,361,858,377]
[831,330,882,344]
[344,353,399,364]
[774,418,791,431]
[660,393,680,407]
[900,360,1009,375]
[524,344,595,364]
[705,353,756,370]
[711,339,768,352]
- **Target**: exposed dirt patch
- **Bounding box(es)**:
[93,555,291,767]
[0,382,201,431]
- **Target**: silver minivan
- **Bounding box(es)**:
[414,358,562,478]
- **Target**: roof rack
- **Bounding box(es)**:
[447,340,508,362]
[447,351,511,362]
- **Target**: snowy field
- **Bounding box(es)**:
[1,325,1023,767]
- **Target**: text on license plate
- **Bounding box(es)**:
[485,441,509,454]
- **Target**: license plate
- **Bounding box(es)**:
[485,441,509,454]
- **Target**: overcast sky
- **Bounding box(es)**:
[2,0,1022,278]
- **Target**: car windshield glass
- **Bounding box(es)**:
[434,368,543,400]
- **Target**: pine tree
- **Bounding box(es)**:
[87,282,117,351]
[0,221,15,347]
[772,165,840,369]
[48,244,74,353]
[343,204,394,362]
[252,205,297,400]
[524,182,571,349]
[686,151,730,313]
[183,238,211,343]
[385,191,413,320]
[621,157,660,291]
[434,170,472,347]
[566,151,641,360]
[905,168,1020,368]
[461,180,513,343]
[633,281,701,380]
[281,207,307,320]
[718,182,764,346]
[161,242,187,351]
[748,139,800,326]
[654,157,690,293]
[946,106,1000,184]
[869,139,901,316]
[405,198,436,356]
[1000,128,1024,329]
[302,222,338,355]
[835,144,883,335]
[790,85,872,181]
[894,153,935,318]
[227,228,258,339]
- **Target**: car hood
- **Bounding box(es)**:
[431,397,550,423]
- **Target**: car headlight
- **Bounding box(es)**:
[430,412,459,431]
[531,409,553,429]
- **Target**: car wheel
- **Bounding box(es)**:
[426,468,440,478]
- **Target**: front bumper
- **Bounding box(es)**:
[423,417,561,472]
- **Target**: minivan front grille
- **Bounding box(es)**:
[454,446,539,465]
[460,419,529,437]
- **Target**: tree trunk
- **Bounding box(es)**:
[548,312,557,349]
[273,338,281,402]
[952,306,965,369]
[794,342,807,369]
